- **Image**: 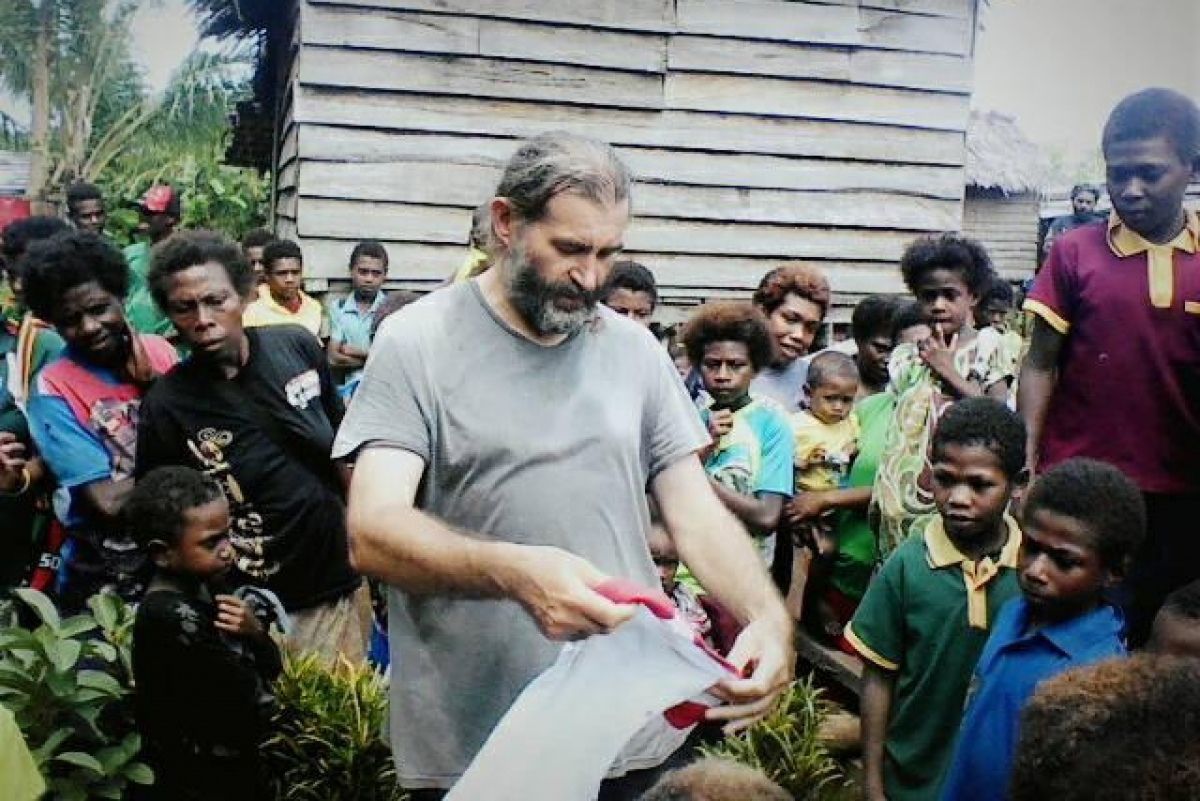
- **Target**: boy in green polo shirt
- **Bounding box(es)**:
[847,397,1026,801]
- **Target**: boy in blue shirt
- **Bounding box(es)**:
[942,458,1146,801]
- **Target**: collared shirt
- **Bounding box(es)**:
[1024,210,1200,493]
[329,291,387,352]
[845,515,1022,801]
[243,284,326,339]
[941,598,1126,801]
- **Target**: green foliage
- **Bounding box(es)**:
[263,653,406,801]
[701,675,846,800]
[0,589,152,800]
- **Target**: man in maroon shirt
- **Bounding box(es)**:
[1019,88,1200,645]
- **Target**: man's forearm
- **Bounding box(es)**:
[347,499,514,597]
[1016,364,1056,472]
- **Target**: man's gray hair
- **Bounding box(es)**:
[495,132,632,221]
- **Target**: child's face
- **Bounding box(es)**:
[159,497,235,581]
[1105,134,1195,243]
[1147,610,1200,658]
[913,268,978,338]
[807,375,858,425]
[984,301,1010,331]
[930,443,1013,544]
[699,340,756,407]
[1018,507,1113,624]
[654,554,679,595]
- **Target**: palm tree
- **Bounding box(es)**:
[0,0,147,202]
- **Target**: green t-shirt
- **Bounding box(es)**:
[123,241,174,339]
[827,391,893,600]
[846,517,1022,801]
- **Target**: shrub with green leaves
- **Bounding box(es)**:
[0,589,152,800]
[701,674,847,800]
[263,653,406,801]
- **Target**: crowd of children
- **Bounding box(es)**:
[2,85,1200,800]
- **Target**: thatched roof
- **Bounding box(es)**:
[965,110,1049,194]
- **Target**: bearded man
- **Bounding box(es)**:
[333,132,794,800]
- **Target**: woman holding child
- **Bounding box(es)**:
[872,235,1013,557]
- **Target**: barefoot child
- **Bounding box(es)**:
[848,397,1026,801]
[128,466,282,801]
[941,458,1144,800]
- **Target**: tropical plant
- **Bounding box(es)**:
[263,653,406,801]
[701,674,847,800]
[0,588,152,800]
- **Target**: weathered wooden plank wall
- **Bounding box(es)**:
[276,0,979,303]
[962,189,1040,280]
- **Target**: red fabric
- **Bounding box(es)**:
[38,334,178,427]
[1027,225,1200,493]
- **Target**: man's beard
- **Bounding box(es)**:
[506,242,599,337]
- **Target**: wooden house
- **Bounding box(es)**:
[961,110,1047,283]
[219,0,988,309]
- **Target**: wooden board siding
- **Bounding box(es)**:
[280,0,980,304]
[962,189,1040,281]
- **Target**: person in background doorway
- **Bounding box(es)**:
[1044,183,1103,255]
[601,260,658,328]
[240,228,273,286]
[1147,579,1200,658]
[327,240,389,391]
[65,182,107,236]
[242,238,326,340]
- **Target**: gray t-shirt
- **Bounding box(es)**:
[332,281,708,788]
[750,354,812,412]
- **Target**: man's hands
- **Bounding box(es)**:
[498,544,636,641]
[215,595,264,638]
[705,612,795,734]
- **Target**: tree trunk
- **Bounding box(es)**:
[28,0,54,210]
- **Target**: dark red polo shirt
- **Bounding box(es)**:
[1025,212,1200,494]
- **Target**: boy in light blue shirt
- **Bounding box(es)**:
[942,458,1145,801]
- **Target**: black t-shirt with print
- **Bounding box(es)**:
[137,325,360,610]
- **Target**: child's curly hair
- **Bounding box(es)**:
[899,233,995,296]
[681,302,774,372]
[1011,655,1200,801]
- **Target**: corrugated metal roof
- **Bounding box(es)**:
[0,150,30,197]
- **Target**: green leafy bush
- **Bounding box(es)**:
[0,589,152,800]
[263,653,406,801]
[701,674,847,800]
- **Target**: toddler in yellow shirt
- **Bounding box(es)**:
[791,351,861,558]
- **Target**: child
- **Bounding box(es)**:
[648,524,712,645]
[978,277,1024,385]
[640,757,791,801]
[786,350,860,620]
[680,302,793,571]
[847,397,1026,801]
[242,238,326,338]
[941,458,1145,801]
[1147,579,1200,658]
[792,350,861,557]
[872,234,1013,558]
[128,466,282,801]
[1009,656,1200,801]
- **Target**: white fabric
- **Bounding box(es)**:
[446,606,731,801]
